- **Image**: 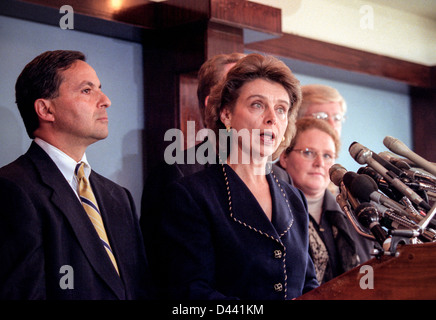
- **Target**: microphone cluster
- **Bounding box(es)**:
[330,136,436,257]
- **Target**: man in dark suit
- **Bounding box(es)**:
[0,50,151,299]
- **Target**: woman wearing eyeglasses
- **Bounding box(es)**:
[297,84,346,137]
[279,118,373,284]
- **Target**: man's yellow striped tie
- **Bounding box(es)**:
[75,162,119,275]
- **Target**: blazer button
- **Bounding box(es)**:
[274,249,282,259]
[274,283,283,292]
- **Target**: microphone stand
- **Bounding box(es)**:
[418,201,436,231]
[336,184,375,241]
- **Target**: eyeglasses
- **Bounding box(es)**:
[291,148,336,165]
[311,112,346,123]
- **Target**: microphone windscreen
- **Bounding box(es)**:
[342,171,358,190]
[349,174,378,202]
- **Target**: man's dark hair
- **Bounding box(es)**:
[196,52,245,122]
[15,50,86,139]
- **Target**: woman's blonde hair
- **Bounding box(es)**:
[285,117,341,157]
[298,84,347,119]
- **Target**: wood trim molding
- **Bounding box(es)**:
[210,0,281,35]
[246,33,433,88]
[13,0,281,34]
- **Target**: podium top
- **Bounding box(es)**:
[297,242,436,300]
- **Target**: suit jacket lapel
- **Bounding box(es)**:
[268,174,295,239]
[27,143,125,299]
[223,165,295,241]
[223,165,280,241]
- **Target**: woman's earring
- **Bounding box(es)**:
[226,125,231,133]
[282,136,286,142]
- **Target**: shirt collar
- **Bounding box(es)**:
[34,138,91,184]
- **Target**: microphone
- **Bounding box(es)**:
[357,166,402,201]
[379,151,436,188]
[364,159,436,197]
[335,192,375,241]
[357,166,387,187]
[349,142,431,211]
[371,151,405,178]
[329,163,347,187]
[378,151,413,170]
[329,164,360,209]
[358,164,433,205]
[344,171,428,226]
[342,171,360,193]
[354,202,388,247]
[342,172,408,215]
[370,202,417,230]
[330,165,376,241]
[356,144,415,184]
[383,136,436,177]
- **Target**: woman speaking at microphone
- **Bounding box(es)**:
[153,53,318,300]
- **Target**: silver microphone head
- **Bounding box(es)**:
[329,163,347,187]
[383,136,410,157]
[349,142,371,165]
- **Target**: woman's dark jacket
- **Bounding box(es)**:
[154,164,319,300]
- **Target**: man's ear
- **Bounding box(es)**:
[219,107,232,128]
[34,99,55,122]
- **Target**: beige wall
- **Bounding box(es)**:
[251,0,436,66]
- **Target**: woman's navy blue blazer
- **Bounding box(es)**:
[154,164,319,300]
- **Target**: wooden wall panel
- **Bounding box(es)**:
[411,84,436,161]
[210,0,281,34]
[246,33,432,88]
